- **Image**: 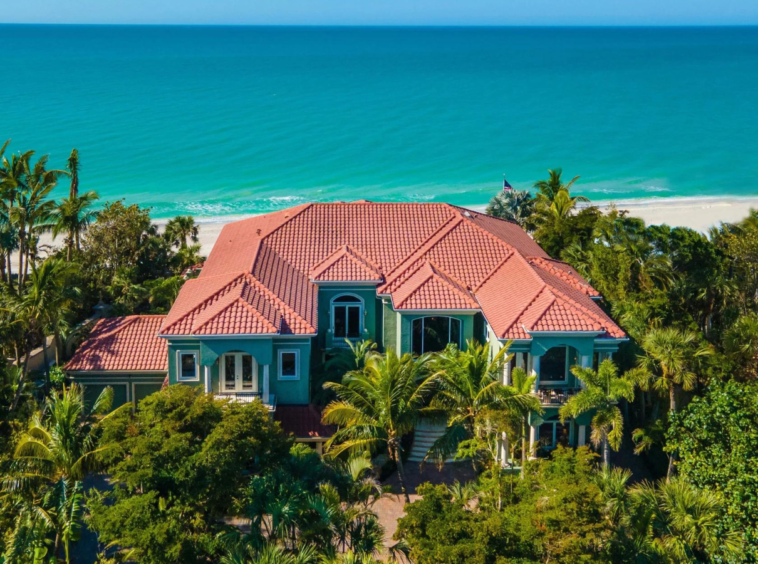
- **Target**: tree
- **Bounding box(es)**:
[533,168,582,204]
[485,189,535,229]
[8,258,79,409]
[508,366,538,476]
[164,215,199,249]
[426,341,540,467]
[9,384,116,562]
[322,348,439,503]
[723,313,758,379]
[638,328,711,478]
[87,385,291,564]
[9,154,63,286]
[560,359,636,469]
[0,143,33,288]
[52,190,99,261]
[667,379,758,561]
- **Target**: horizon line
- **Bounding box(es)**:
[2,23,758,28]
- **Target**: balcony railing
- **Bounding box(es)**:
[534,387,582,406]
[214,392,277,410]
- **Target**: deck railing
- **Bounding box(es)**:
[214,392,277,410]
[534,387,582,406]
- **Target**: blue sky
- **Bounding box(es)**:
[2,0,757,26]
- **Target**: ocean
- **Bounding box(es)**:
[1,25,757,220]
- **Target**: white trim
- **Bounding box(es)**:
[537,346,571,385]
[330,293,364,339]
[262,365,270,403]
[524,329,604,336]
[395,308,480,314]
[312,280,382,286]
[278,350,300,381]
[220,352,259,393]
[176,350,200,382]
[67,370,166,376]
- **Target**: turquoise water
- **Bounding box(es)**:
[1,25,757,219]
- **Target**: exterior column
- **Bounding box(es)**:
[578,425,587,447]
[503,358,512,386]
[204,365,211,394]
[579,355,591,388]
[516,352,525,370]
[316,441,323,456]
[529,424,539,459]
[262,364,270,404]
[531,355,541,392]
[499,431,510,467]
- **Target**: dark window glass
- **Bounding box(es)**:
[224,354,236,390]
[450,318,461,348]
[334,306,347,338]
[556,423,570,447]
[411,317,461,354]
[281,352,297,378]
[539,423,554,447]
[540,347,567,382]
[334,295,361,303]
[181,353,197,379]
[412,318,423,355]
[241,355,254,390]
[347,306,361,338]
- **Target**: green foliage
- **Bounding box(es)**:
[87,385,291,563]
[396,447,609,564]
[668,379,758,561]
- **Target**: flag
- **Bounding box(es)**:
[503,177,512,191]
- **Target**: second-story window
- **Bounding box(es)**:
[412,316,461,355]
[332,294,363,339]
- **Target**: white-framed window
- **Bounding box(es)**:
[278,350,300,380]
[331,294,363,339]
[411,316,461,355]
[177,351,199,382]
[220,353,258,392]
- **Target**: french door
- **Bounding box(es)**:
[221,353,257,393]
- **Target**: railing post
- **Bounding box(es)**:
[262,365,270,405]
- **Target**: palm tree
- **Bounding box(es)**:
[630,479,741,562]
[508,366,539,477]
[485,189,535,229]
[559,359,635,469]
[66,149,79,199]
[10,154,63,285]
[9,258,79,410]
[322,348,439,503]
[425,341,540,467]
[533,168,583,204]
[638,328,711,478]
[164,215,199,249]
[11,384,117,562]
[0,145,33,288]
[52,190,99,260]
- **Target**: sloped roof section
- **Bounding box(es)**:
[66,316,168,372]
[161,202,624,340]
[310,245,383,282]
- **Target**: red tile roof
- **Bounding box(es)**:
[65,316,168,372]
[160,202,624,340]
[274,405,335,438]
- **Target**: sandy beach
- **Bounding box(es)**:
[28,196,758,263]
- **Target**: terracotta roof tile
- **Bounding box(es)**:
[163,202,624,340]
[65,316,167,372]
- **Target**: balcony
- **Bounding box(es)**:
[214,392,277,411]
[534,387,581,406]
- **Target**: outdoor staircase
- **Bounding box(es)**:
[407,419,454,463]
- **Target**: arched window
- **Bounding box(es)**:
[412,316,461,355]
[331,294,363,339]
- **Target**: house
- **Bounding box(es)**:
[67,202,626,455]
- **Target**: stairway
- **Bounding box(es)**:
[407,419,453,463]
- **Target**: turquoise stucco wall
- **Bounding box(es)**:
[167,337,311,405]
[317,286,382,350]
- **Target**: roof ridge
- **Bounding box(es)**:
[381,214,462,290]
[425,259,475,297]
[547,285,609,331]
[89,316,138,340]
[395,260,478,309]
[194,295,279,334]
[528,256,598,296]
[446,203,524,257]
[191,284,246,333]
[310,243,383,280]
[243,273,315,333]
[259,203,314,246]
[447,203,521,227]
[161,272,247,333]
[502,285,553,339]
